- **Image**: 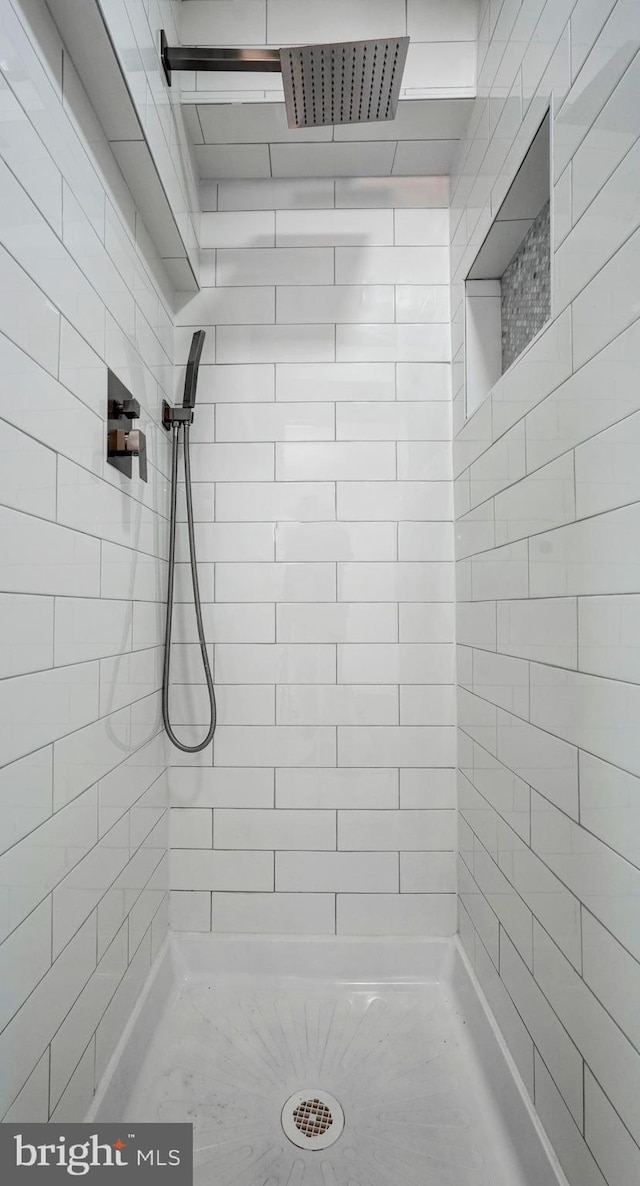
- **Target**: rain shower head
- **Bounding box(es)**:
[160,34,410,128]
[182,330,205,410]
[280,39,410,129]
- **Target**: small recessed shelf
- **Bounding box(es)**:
[464,111,551,419]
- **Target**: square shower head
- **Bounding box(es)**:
[279,37,410,129]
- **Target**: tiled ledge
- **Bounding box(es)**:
[48,0,198,291]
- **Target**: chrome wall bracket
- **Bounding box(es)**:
[161,400,193,432]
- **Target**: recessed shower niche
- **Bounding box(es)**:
[464,111,551,418]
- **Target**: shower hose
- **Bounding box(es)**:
[162,420,217,752]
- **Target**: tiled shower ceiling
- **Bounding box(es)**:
[184,97,474,179]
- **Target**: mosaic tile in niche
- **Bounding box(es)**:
[501,200,550,372]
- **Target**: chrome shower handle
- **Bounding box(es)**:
[107,426,148,482]
[126,429,147,482]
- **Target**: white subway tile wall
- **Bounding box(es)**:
[3,5,640,1185]
[170,173,455,941]
[454,3,640,1186]
[0,0,169,1123]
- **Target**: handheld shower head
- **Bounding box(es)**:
[161,329,206,433]
[183,330,205,410]
[163,326,217,753]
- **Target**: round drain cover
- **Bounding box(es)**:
[281,1089,344,1150]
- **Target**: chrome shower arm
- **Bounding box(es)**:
[160,33,281,86]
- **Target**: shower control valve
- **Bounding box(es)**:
[106,370,148,481]
[107,426,148,483]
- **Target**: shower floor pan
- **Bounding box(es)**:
[89,936,565,1186]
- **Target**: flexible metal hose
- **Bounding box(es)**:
[162,421,217,752]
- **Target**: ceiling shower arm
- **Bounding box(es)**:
[160,31,281,86]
